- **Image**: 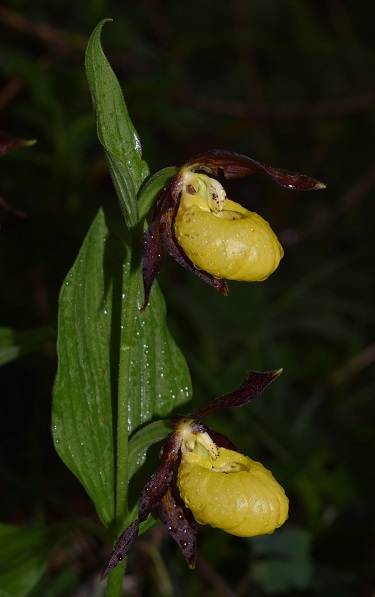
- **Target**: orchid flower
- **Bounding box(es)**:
[101,369,288,579]
[141,150,325,309]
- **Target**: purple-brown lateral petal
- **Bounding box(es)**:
[159,209,229,296]
[185,149,325,191]
[157,484,197,568]
[101,434,182,580]
[141,186,174,311]
[0,131,36,156]
[138,434,182,520]
[100,519,140,581]
[189,369,282,420]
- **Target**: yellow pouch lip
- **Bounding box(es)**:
[177,447,289,537]
[174,204,283,282]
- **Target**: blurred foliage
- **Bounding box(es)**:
[0,0,374,595]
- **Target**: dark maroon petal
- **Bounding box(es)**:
[184,149,326,191]
[100,519,140,581]
[189,369,282,420]
[138,459,175,520]
[157,484,197,569]
[138,433,182,520]
[101,433,183,580]
[141,217,165,311]
[0,131,36,157]
[153,184,176,218]
[141,187,177,311]
[160,209,229,296]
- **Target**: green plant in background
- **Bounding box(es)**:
[49,20,324,597]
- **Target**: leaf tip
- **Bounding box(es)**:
[315,181,327,190]
[273,368,283,378]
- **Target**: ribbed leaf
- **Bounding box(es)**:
[52,209,191,527]
[85,20,149,228]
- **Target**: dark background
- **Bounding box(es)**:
[1,1,374,595]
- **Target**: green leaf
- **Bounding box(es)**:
[0,523,66,597]
[85,19,149,228]
[138,167,179,221]
[128,420,172,479]
[0,327,55,366]
[52,209,191,528]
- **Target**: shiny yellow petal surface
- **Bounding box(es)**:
[177,447,289,537]
[174,195,284,282]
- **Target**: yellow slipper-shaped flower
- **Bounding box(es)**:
[141,150,325,309]
[101,370,289,579]
[177,446,289,537]
[174,172,284,282]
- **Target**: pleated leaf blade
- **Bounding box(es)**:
[85,19,149,228]
[52,209,191,527]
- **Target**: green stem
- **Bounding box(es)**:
[105,560,126,597]
[105,227,141,597]
[115,234,140,533]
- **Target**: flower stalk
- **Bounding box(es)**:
[114,234,141,537]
